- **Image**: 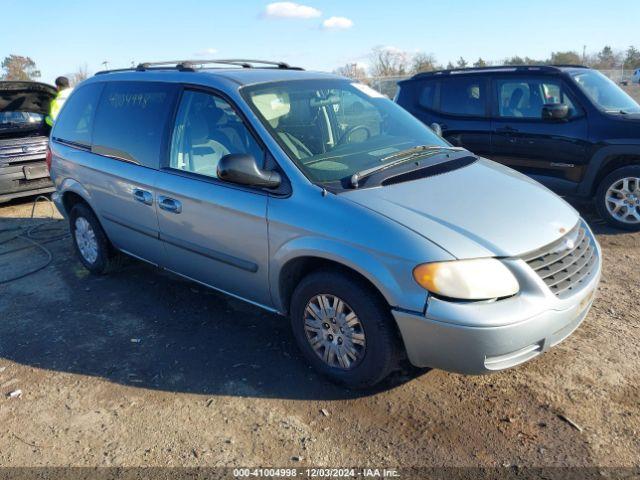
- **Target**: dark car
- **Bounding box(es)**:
[0,81,56,203]
[396,65,640,230]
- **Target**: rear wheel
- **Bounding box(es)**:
[69,203,122,274]
[290,270,400,388]
[596,166,640,231]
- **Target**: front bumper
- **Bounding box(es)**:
[393,233,602,374]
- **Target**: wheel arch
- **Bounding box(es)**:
[278,256,390,316]
[271,237,427,316]
[59,179,95,217]
[580,146,640,196]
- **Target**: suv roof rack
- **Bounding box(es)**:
[96,59,303,75]
[409,64,589,80]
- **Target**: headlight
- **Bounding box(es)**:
[413,258,519,300]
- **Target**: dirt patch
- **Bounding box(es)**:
[0,197,638,469]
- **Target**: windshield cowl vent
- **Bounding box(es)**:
[381,156,477,187]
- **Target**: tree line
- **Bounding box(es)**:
[2,45,640,86]
[0,54,89,85]
[335,45,640,80]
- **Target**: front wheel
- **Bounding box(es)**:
[595,166,640,231]
[290,270,400,388]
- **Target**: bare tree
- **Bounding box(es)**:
[411,52,439,74]
[334,63,367,81]
[70,64,90,86]
[456,57,468,68]
[1,55,41,80]
[368,46,410,77]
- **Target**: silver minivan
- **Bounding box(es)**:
[50,60,602,388]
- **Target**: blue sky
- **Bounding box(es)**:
[2,0,639,83]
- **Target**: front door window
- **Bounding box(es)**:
[496,78,578,119]
[170,90,264,178]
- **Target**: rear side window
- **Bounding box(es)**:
[52,83,103,147]
[92,82,177,168]
[439,77,486,116]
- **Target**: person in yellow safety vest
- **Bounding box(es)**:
[45,76,73,127]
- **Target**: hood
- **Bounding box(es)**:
[0,81,57,115]
[342,158,579,259]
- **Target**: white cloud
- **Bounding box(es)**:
[262,2,321,19]
[321,16,354,30]
[194,48,218,57]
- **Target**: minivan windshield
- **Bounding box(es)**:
[243,80,448,186]
[571,70,640,114]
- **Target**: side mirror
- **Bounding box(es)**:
[217,154,281,189]
[430,122,443,137]
[541,103,569,121]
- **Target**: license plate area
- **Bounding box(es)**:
[578,288,596,315]
[23,164,49,180]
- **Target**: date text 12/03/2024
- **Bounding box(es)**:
[233,468,400,478]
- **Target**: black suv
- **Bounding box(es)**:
[396,65,640,230]
[0,81,55,203]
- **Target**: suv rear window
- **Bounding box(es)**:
[52,83,104,147]
[92,82,177,168]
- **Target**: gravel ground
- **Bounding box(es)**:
[0,196,638,472]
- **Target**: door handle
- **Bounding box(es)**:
[496,126,518,133]
[133,188,153,205]
[158,196,182,214]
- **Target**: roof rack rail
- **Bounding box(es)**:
[409,64,590,80]
[96,59,303,75]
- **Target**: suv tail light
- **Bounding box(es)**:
[46,144,52,172]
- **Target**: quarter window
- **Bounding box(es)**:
[439,77,486,116]
[51,83,104,146]
[92,82,177,168]
[418,82,437,110]
[169,90,263,179]
[497,78,577,119]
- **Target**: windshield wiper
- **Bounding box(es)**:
[605,109,633,115]
[381,145,463,162]
[350,145,464,188]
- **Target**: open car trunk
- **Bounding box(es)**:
[0,81,56,116]
[0,81,57,202]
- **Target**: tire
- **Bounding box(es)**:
[69,203,122,274]
[595,166,640,231]
[290,269,400,388]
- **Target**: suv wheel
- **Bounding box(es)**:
[596,166,640,231]
[69,203,121,274]
[290,270,400,388]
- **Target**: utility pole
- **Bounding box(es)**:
[102,60,109,70]
[582,45,586,64]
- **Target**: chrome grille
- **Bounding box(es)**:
[0,137,48,164]
[522,222,598,299]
